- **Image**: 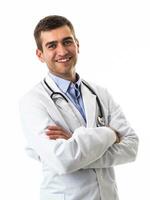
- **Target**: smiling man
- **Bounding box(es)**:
[36,25,79,82]
[19,15,139,200]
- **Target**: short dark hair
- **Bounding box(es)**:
[34,15,76,51]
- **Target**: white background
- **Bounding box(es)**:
[0,0,149,199]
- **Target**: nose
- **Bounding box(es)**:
[57,44,68,56]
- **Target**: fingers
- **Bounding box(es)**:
[46,131,71,140]
[47,125,62,131]
[46,134,69,140]
[46,130,68,137]
[115,132,120,143]
[46,125,71,140]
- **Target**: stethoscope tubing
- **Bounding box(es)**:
[43,79,69,102]
[82,80,104,119]
[43,78,105,126]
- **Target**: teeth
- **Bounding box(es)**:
[59,59,68,62]
[57,57,71,63]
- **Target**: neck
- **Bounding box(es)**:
[49,70,76,82]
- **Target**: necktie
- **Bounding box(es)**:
[68,83,86,121]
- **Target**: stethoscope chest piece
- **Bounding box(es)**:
[97,116,105,126]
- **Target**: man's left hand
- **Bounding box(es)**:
[46,125,72,140]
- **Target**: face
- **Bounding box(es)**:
[36,25,79,81]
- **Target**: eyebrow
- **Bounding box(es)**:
[45,41,56,48]
[63,36,74,41]
[45,36,74,47]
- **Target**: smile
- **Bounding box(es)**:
[56,56,72,63]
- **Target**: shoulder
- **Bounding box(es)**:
[19,81,49,109]
[81,79,116,110]
[81,79,110,99]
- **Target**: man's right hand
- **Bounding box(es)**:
[115,132,120,143]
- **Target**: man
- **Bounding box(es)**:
[19,15,139,200]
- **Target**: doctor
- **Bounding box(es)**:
[19,15,139,200]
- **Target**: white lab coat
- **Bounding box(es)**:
[19,73,139,200]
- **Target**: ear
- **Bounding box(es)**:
[36,49,45,63]
[75,39,80,53]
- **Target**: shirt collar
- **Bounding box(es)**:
[48,72,81,93]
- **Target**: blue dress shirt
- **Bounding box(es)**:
[48,72,86,122]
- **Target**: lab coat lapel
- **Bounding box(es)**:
[43,74,85,131]
[43,75,70,131]
[81,82,97,127]
[44,74,62,93]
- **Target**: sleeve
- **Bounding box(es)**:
[84,89,139,169]
[19,91,116,175]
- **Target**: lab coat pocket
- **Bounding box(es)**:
[40,190,65,200]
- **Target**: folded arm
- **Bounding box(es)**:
[19,93,117,175]
[84,89,139,169]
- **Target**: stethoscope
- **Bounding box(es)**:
[43,78,105,126]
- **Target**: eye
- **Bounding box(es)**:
[47,43,57,49]
[63,39,73,46]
